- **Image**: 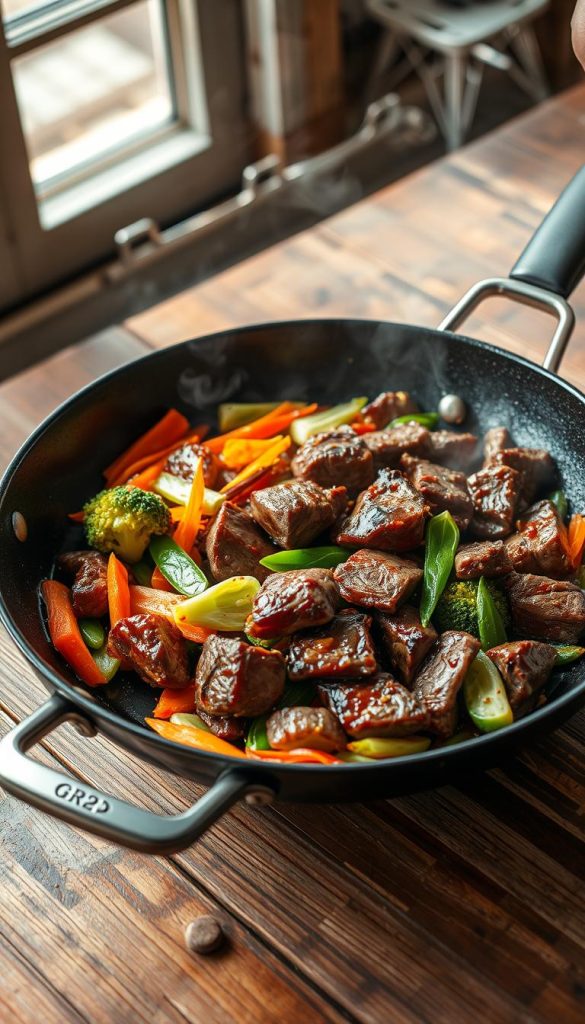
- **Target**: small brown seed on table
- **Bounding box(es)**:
[184,915,225,955]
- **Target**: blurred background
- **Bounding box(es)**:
[0,0,581,376]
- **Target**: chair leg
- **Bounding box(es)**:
[444,51,466,151]
[364,28,402,107]
[508,25,549,102]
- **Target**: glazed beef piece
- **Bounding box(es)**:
[58,550,108,619]
[428,430,479,472]
[363,391,418,430]
[287,608,377,681]
[250,480,347,549]
[505,500,570,578]
[197,709,246,742]
[401,454,473,531]
[107,613,189,688]
[376,605,437,686]
[483,426,513,464]
[333,549,422,613]
[487,641,556,713]
[504,573,585,644]
[251,568,340,639]
[206,502,276,583]
[195,634,285,716]
[291,426,374,497]
[413,631,481,738]
[363,423,430,473]
[165,442,220,488]
[468,465,520,539]
[321,673,429,738]
[335,469,426,551]
[486,447,557,507]
[454,540,513,580]
[266,707,346,752]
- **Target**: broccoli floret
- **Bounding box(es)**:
[83,485,170,563]
[433,579,510,639]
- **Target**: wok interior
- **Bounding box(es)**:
[2,320,585,727]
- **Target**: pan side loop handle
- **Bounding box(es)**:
[0,693,275,853]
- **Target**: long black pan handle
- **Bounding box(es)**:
[0,693,275,853]
[440,165,585,373]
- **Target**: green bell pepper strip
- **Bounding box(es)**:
[246,681,317,751]
[91,644,120,682]
[547,489,569,521]
[79,618,106,651]
[131,558,154,586]
[149,535,208,597]
[554,645,585,665]
[420,511,459,627]
[260,545,351,572]
[170,713,211,732]
[477,576,507,651]
[289,397,368,445]
[347,736,431,759]
[386,412,439,430]
[463,651,513,733]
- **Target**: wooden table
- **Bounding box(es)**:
[2,86,585,1024]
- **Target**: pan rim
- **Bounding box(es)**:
[2,316,585,774]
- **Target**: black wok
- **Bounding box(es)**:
[1,167,585,854]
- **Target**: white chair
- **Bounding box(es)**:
[365,0,550,150]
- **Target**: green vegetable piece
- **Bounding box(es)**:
[477,576,507,651]
[289,397,368,446]
[79,618,106,651]
[246,716,271,751]
[219,402,282,432]
[420,511,460,627]
[433,578,511,639]
[387,412,440,430]
[336,751,377,763]
[463,650,513,733]
[132,558,154,586]
[347,736,431,759]
[149,536,208,597]
[170,713,211,732]
[91,645,120,682]
[260,545,351,572]
[174,575,260,631]
[154,471,225,516]
[244,632,276,649]
[83,485,170,563]
[547,489,568,521]
[554,645,585,665]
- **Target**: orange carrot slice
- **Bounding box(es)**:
[146,718,247,758]
[174,457,204,553]
[220,436,290,494]
[104,409,189,484]
[42,580,106,687]
[107,553,131,626]
[152,683,197,719]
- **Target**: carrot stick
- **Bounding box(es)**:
[127,458,167,491]
[130,585,181,618]
[568,513,585,568]
[174,458,204,553]
[107,553,131,626]
[220,436,290,494]
[175,622,213,643]
[42,580,106,687]
[146,718,247,758]
[152,683,197,719]
[204,403,316,454]
[221,437,283,471]
[104,409,189,484]
[246,747,342,765]
[110,426,208,487]
[151,566,176,593]
[68,511,85,522]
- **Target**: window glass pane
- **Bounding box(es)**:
[11,0,174,192]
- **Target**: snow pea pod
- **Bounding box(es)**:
[260,545,350,572]
[91,644,120,682]
[420,511,459,627]
[386,412,439,430]
[554,645,585,665]
[477,576,507,651]
[79,618,106,651]
[149,535,208,597]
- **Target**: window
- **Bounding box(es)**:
[0,0,250,310]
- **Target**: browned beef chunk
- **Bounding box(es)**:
[336,469,426,551]
[287,608,377,681]
[504,573,585,644]
[401,454,473,530]
[505,500,570,579]
[363,391,418,430]
[195,634,285,716]
[107,614,189,688]
[291,426,374,497]
[487,640,556,713]
[320,674,429,738]
[266,707,346,751]
[468,465,520,539]
[483,427,513,464]
[58,550,109,619]
[376,605,437,686]
[165,442,220,488]
[486,447,557,507]
[454,540,513,580]
[251,568,340,639]
[413,631,480,738]
[363,423,431,473]
[205,501,276,583]
[333,549,422,613]
[427,430,479,472]
[250,480,347,549]
[196,709,246,742]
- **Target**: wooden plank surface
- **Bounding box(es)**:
[2,86,585,1024]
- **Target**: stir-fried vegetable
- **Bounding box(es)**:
[104,408,189,485]
[554,645,585,665]
[220,436,290,494]
[246,748,342,764]
[346,737,431,758]
[548,489,569,520]
[289,397,368,445]
[152,683,197,719]
[84,485,170,563]
[433,578,510,638]
[463,650,513,733]
[219,403,285,432]
[221,437,285,470]
[173,457,205,554]
[420,511,459,627]
[107,553,131,626]
[78,618,106,651]
[170,712,211,731]
[131,558,154,586]
[110,427,207,488]
[477,576,507,651]
[42,580,106,687]
[387,412,439,430]
[146,718,247,758]
[153,471,224,516]
[260,545,351,572]
[567,513,585,569]
[92,644,120,682]
[149,536,208,597]
[173,576,260,631]
[205,402,315,453]
[129,584,181,618]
